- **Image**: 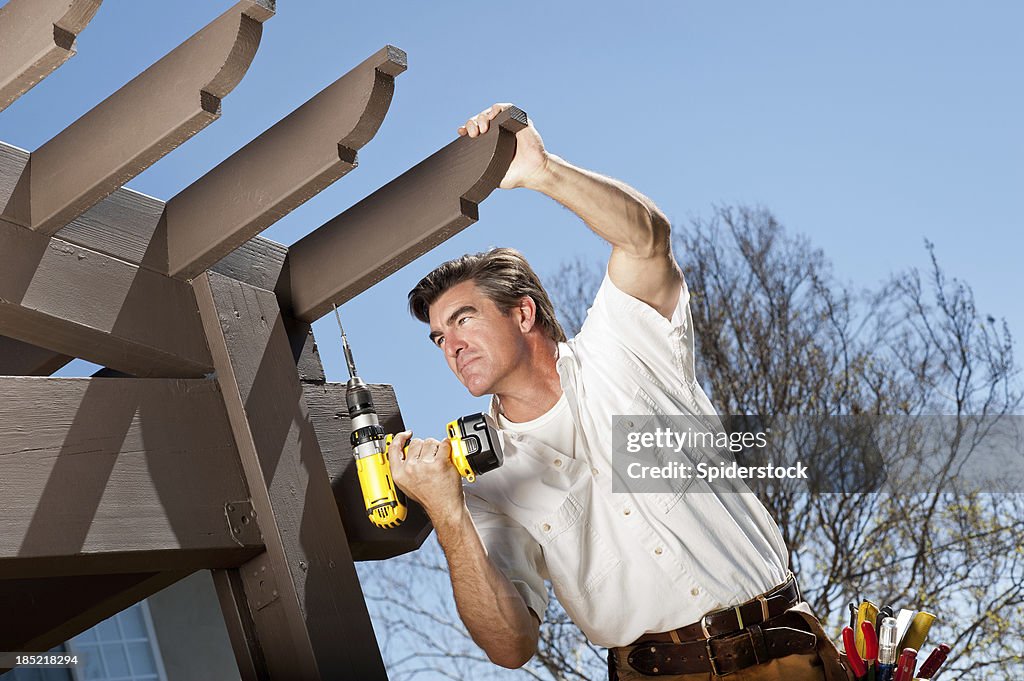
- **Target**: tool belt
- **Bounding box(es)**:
[623,574,814,676]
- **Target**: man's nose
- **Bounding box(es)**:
[444,331,466,359]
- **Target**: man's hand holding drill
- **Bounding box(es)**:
[389,432,465,522]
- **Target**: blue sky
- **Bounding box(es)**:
[6,1,1020,442]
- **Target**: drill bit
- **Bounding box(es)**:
[332,303,359,380]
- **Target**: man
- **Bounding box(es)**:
[388,104,849,680]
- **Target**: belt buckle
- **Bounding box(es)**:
[705,635,736,677]
[705,637,724,677]
[700,603,746,639]
[707,629,757,677]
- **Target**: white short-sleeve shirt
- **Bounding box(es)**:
[464,272,789,648]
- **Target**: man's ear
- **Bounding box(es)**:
[515,295,538,332]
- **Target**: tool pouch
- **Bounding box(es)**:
[786,602,856,681]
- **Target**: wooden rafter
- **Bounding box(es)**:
[153,45,407,280]
[0,0,102,112]
[0,219,213,377]
[2,1,274,236]
[281,106,528,322]
[0,377,259,580]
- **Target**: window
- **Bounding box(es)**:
[66,602,168,681]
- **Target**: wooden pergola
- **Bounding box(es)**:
[0,1,525,678]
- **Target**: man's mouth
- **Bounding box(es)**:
[457,356,478,373]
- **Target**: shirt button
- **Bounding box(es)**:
[542,523,551,532]
[654,547,664,556]
[623,508,632,516]
[553,459,562,467]
[592,467,599,476]
[690,587,700,597]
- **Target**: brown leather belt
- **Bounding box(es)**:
[630,573,801,645]
[624,623,817,676]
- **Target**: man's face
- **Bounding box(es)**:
[427,280,528,397]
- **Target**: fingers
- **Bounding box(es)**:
[389,430,412,463]
[394,436,443,462]
[419,438,443,460]
[458,102,514,138]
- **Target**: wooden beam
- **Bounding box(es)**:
[0,377,261,579]
[0,571,190,654]
[0,335,71,375]
[303,382,432,561]
[194,271,386,679]
[153,45,407,280]
[3,1,274,235]
[211,567,268,681]
[0,139,286,377]
[0,218,213,377]
[0,0,102,112]
[282,106,528,322]
[0,139,288,289]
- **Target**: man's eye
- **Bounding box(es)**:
[458,316,470,326]
[435,337,445,348]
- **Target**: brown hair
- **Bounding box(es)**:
[408,247,567,343]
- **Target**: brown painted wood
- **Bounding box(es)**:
[3,1,274,236]
[59,175,165,263]
[0,140,30,222]
[0,139,287,376]
[0,377,260,579]
[211,235,289,292]
[0,217,213,377]
[0,0,102,112]
[282,106,528,322]
[0,335,71,375]
[194,271,387,680]
[0,571,190,656]
[211,567,268,681]
[303,382,432,561]
[154,45,407,280]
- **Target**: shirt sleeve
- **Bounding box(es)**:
[464,491,549,622]
[574,270,698,386]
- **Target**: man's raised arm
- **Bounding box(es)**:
[461,103,683,320]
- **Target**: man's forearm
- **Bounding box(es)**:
[525,154,672,259]
[432,503,539,668]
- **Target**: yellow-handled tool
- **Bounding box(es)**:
[900,611,936,652]
[335,306,503,529]
[856,600,879,658]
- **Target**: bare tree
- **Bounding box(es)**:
[358,205,1023,680]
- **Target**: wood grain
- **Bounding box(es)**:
[0,217,213,377]
[0,377,257,579]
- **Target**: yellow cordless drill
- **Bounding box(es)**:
[333,306,503,529]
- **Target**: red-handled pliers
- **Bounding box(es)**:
[842,626,867,681]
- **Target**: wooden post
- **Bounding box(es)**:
[194,271,387,680]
